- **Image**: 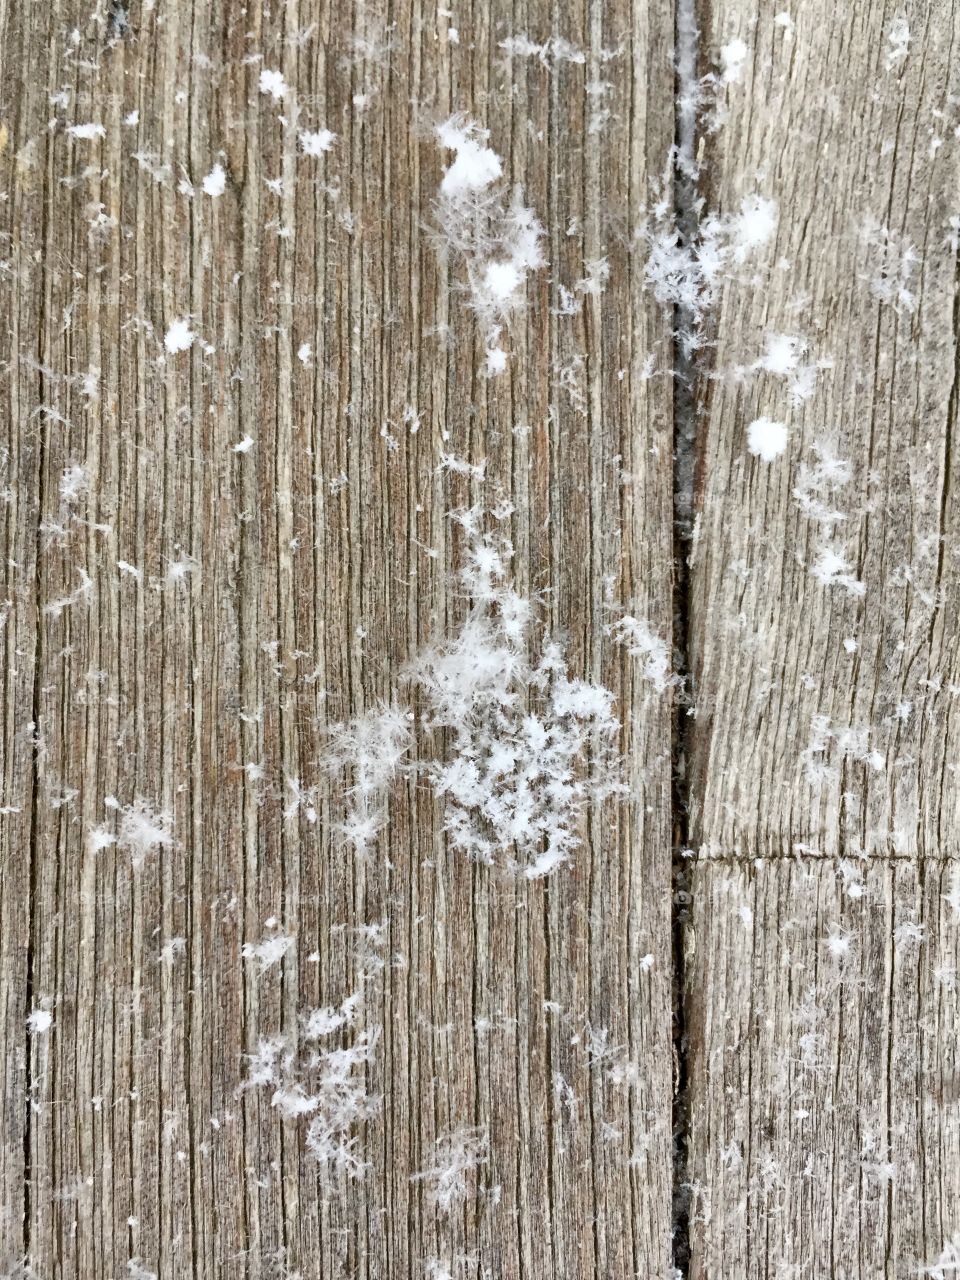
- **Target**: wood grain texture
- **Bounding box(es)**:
[0,2,676,1278]
[684,858,960,1279]
[684,2,960,1275]
[688,0,960,860]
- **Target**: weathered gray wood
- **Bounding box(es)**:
[685,2,960,1275]
[685,858,960,1278]
[0,2,676,1278]
[688,0,960,860]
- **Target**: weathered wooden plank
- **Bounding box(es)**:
[687,0,960,860]
[0,2,676,1277]
[685,858,960,1278]
[684,2,960,1274]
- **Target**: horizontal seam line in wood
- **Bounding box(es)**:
[689,852,960,862]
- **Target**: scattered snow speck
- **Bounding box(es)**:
[27,1009,53,1034]
[259,69,288,100]
[299,128,336,155]
[747,417,788,461]
[164,319,195,354]
[201,163,226,196]
[68,122,105,140]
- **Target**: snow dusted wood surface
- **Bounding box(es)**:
[0,1,677,1277]
[682,2,960,1278]
[2,1,960,1279]
[685,860,960,1278]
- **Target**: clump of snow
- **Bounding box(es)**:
[410,1128,489,1213]
[299,128,336,155]
[792,443,864,594]
[127,1262,157,1280]
[484,344,508,376]
[68,123,105,140]
[44,568,93,618]
[920,1233,960,1279]
[801,714,882,786]
[316,528,675,878]
[302,1029,380,1174]
[498,34,586,67]
[164,319,195,354]
[241,931,295,972]
[201,163,226,196]
[59,464,90,504]
[159,937,186,964]
[118,799,173,868]
[324,705,413,855]
[944,866,960,920]
[259,69,288,100]
[720,37,749,84]
[728,195,777,262]
[581,1023,641,1088]
[811,545,865,596]
[302,992,362,1039]
[746,417,788,461]
[755,332,802,377]
[576,257,610,298]
[793,442,853,524]
[609,616,677,692]
[88,824,116,854]
[431,116,546,372]
[642,194,777,355]
[860,220,919,314]
[407,535,623,878]
[884,16,910,71]
[752,332,822,404]
[436,117,503,197]
[243,926,385,1178]
[27,1008,53,1034]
